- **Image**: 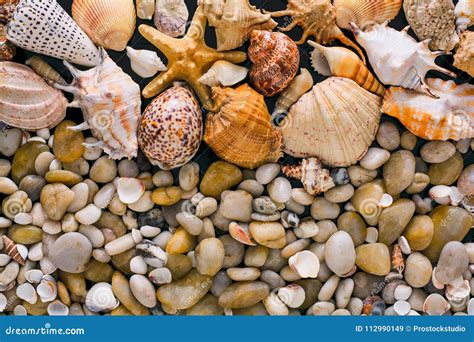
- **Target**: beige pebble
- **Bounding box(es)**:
[324,184,354,203]
[400,131,417,150]
[310,197,340,220]
[67,182,89,213]
[359,148,390,170]
[227,267,261,281]
[130,274,157,308]
[195,238,225,276]
[420,141,456,163]
[256,163,280,185]
[89,156,117,183]
[152,170,174,187]
[179,162,200,191]
[237,179,264,198]
[376,122,400,151]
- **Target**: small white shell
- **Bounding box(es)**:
[74,204,102,225]
[468,298,473,315]
[198,61,249,87]
[423,293,450,315]
[393,300,411,316]
[14,213,32,225]
[229,222,256,246]
[13,304,27,316]
[446,280,471,302]
[394,284,412,301]
[431,267,446,290]
[429,185,453,205]
[47,300,69,316]
[37,275,58,302]
[126,47,167,78]
[288,250,320,278]
[24,269,44,284]
[136,0,155,20]
[117,177,145,204]
[85,282,119,312]
[277,284,305,308]
[16,282,38,304]
[379,194,393,208]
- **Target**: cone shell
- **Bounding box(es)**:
[279,77,382,167]
[72,0,135,52]
[382,78,474,141]
[334,0,402,30]
[7,0,100,67]
[154,0,188,38]
[455,0,474,33]
[2,235,25,265]
[204,84,283,169]
[454,31,474,77]
[139,84,202,170]
[0,62,68,130]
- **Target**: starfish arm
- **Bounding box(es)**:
[186,6,206,41]
[188,77,215,112]
[139,24,175,58]
[142,68,177,98]
[215,50,247,64]
[268,9,293,18]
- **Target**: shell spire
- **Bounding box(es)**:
[282,158,335,195]
[391,243,405,274]
[2,235,25,265]
[273,68,313,117]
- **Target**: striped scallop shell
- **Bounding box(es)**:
[454,31,474,77]
[279,77,382,167]
[382,79,474,141]
[0,62,67,130]
[139,84,202,170]
[72,0,136,52]
[334,0,402,30]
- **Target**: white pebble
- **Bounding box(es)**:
[75,204,102,225]
[83,137,103,160]
[394,300,411,316]
[13,213,32,225]
[130,255,148,274]
[140,225,161,238]
[267,177,292,203]
[256,163,280,185]
[379,194,393,208]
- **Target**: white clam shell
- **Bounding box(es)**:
[47,300,69,316]
[37,274,58,302]
[423,293,450,315]
[199,60,248,87]
[13,304,27,316]
[24,269,44,284]
[126,47,167,78]
[116,177,145,204]
[278,284,305,308]
[446,280,471,302]
[429,185,453,205]
[93,183,116,209]
[16,282,38,304]
[288,251,320,278]
[85,282,119,312]
[394,300,411,316]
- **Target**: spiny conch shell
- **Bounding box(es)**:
[138,83,202,170]
[126,46,167,79]
[270,0,365,63]
[136,0,155,20]
[85,282,119,312]
[334,0,402,30]
[0,62,68,130]
[423,293,450,315]
[55,49,141,160]
[6,0,99,67]
[351,23,456,96]
[403,0,459,51]
[198,60,248,87]
[200,0,277,51]
[25,56,66,85]
[0,23,15,61]
[36,275,57,302]
[446,280,471,302]
[72,0,136,52]
[279,77,382,167]
[288,250,320,278]
[116,177,145,204]
[455,0,474,33]
[308,41,385,96]
[391,243,404,274]
[248,30,300,97]
[382,78,474,141]
[454,31,474,77]
[229,222,256,246]
[272,68,313,118]
[0,0,18,23]
[16,282,37,304]
[154,0,188,38]
[282,158,335,196]
[204,84,283,169]
[2,235,25,266]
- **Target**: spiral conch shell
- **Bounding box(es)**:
[198,60,248,87]
[204,84,283,169]
[454,31,474,77]
[126,46,167,79]
[455,0,474,33]
[279,77,382,167]
[72,0,136,52]
[308,41,384,96]
[55,49,141,160]
[382,79,474,141]
[351,23,456,96]
[154,0,189,38]
[0,62,68,130]
[282,158,335,195]
[334,0,402,30]
[273,68,313,117]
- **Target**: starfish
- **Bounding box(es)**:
[138,6,248,111]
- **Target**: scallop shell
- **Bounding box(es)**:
[273,68,313,117]
[248,30,300,97]
[279,77,382,167]
[72,0,136,52]
[0,23,14,61]
[36,274,57,302]
[204,84,283,169]
[55,48,141,160]
[85,282,119,312]
[136,0,155,20]
[24,269,43,284]
[154,0,188,38]
[423,293,450,315]
[25,56,66,85]
[7,0,100,67]
[446,280,471,302]
[0,62,68,130]
[382,78,474,141]
[455,0,474,33]
[351,23,456,96]
[16,282,37,304]
[126,46,167,79]
[282,158,335,196]
[308,41,385,96]
[47,300,69,316]
[288,250,320,278]
[116,177,145,204]
[454,31,474,77]
[334,0,402,30]
[138,83,202,170]
[198,60,248,87]
[403,0,459,51]
[0,0,18,23]
[200,0,277,51]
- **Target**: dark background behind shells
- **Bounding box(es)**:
[11,0,473,242]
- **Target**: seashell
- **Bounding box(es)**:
[454,31,474,77]
[229,222,256,246]
[382,78,473,141]
[248,30,300,97]
[136,0,155,20]
[446,280,471,302]
[117,177,145,204]
[200,0,277,51]
[468,298,474,315]
[24,269,43,284]
[25,56,66,85]
[85,282,119,312]
[135,240,167,268]
[351,23,456,96]
[0,0,18,23]
[47,300,69,316]
[0,62,68,130]
[55,49,141,159]
[37,274,57,302]
[391,243,405,274]
[270,0,365,62]
[16,282,37,304]
[72,0,136,52]
[204,84,283,169]
[0,293,6,312]
[334,0,402,30]
[199,60,248,87]
[431,267,445,290]
[273,68,313,117]
[308,41,385,96]
[277,284,306,308]
[423,293,450,315]
[138,83,202,170]
[282,158,335,196]
[126,46,167,79]
[279,77,382,167]
[288,250,320,278]
[0,23,14,61]
[154,0,188,38]
[7,0,100,67]
[455,0,474,33]
[429,185,452,205]
[2,235,25,265]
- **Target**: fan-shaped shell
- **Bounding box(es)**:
[7,0,99,67]
[248,30,299,97]
[0,62,67,130]
[455,0,474,33]
[204,84,283,169]
[454,31,474,77]
[279,77,382,167]
[154,0,188,38]
[334,0,402,30]
[72,0,135,52]
[138,83,202,170]
[382,79,474,141]
[404,0,458,51]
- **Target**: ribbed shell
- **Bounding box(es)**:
[279,77,382,167]
[139,84,202,170]
[6,0,99,67]
[249,30,300,97]
[382,79,474,141]
[154,0,188,38]
[204,84,283,169]
[334,0,402,30]
[0,62,67,130]
[454,31,474,77]
[72,0,135,52]
[2,235,25,265]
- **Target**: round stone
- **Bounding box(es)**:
[49,232,93,273]
[376,121,400,151]
[89,156,117,183]
[383,150,416,195]
[200,161,242,199]
[428,152,463,185]
[355,243,390,276]
[53,120,85,163]
[420,141,455,164]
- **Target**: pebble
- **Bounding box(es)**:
[394,284,412,301]
[219,190,253,222]
[428,152,463,185]
[63,157,90,176]
[128,191,154,213]
[313,220,337,243]
[400,131,417,150]
[376,122,400,151]
[405,173,430,194]
[8,224,42,244]
[0,177,18,195]
[152,186,182,206]
[383,150,416,195]
[218,281,269,309]
[378,198,415,246]
[457,165,474,196]
[337,212,367,246]
[249,221,286,249]
[111,271,149,315]
[176,212,204,236]
[0,128,22,157]
[252,196,278,215]
[324,231,356,277]
[420,141,456,163]
[352,272,385,299]
[291,188,314,206]
[403,215,434,251]
[347,166,377,187]
[179,162,200,191]
[227,267,261,281]
[255,163,280,185]
[148,267,172,285]
[244,245,269,268]
[335,278,353,309]
[117,160,139,178]
[49,232,92,273]
[310,197,340,220]
[331,168,350,185]
[53,121,85,163]
[200,161,242,198]
[89,156,117,183]
[435,241,469,285]
[267,177,292,203]
[129,274,157,308]
[355,243,390,276]
[40,184,75,221]
[324,184,354,203]
[152,170,174,188]
[404,252,432,288]
[166,227,197,254]
[318,274,340,301]
[0,159,11,177]
[43,219,61,234]
[281,211,299,228]
[294,219,319,239]
[78,225,104,248]
[311,301,336,315]
[195,197,218,218]
[34,152,55,177]
[360,148,390,170]
[194,238,224,276]
[281,239,310,258]
[11,141,49,183]
[84,260,114,283]
[237,179,264,198]
[18,175,45,202]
